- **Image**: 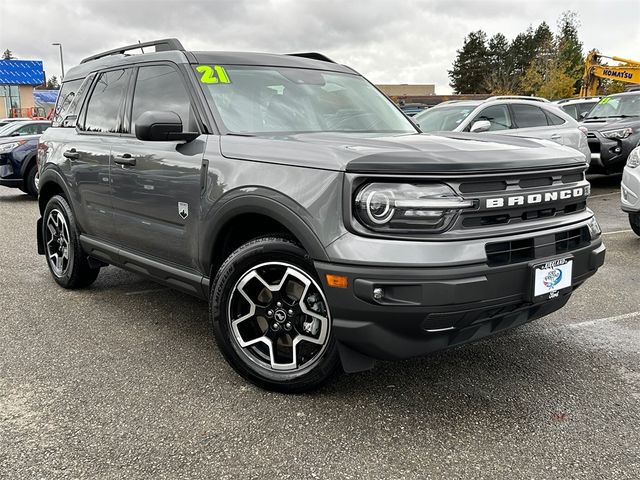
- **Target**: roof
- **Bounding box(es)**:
[65,46,355,81]
[0,60,44,85]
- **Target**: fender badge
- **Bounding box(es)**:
[178,202,189,220]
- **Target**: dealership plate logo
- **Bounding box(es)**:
[543,269,563,289]
[178,202,189,220]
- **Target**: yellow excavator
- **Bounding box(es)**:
[580,51,640,97]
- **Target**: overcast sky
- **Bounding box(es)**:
[1,0,638,93]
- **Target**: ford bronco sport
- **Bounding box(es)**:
[37,39,605,392]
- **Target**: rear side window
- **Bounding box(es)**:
[52,79,83,127]
[474,105,512,131]
[131,65,195,132]
[81,69,130,133]
[511,104,548,128]
[544,109,566,126]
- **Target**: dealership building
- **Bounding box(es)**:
[0,59,45,118]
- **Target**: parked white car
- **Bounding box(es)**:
[414,96,591,162]
[621,146,640,235]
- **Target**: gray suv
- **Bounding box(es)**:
[37,39,605,392]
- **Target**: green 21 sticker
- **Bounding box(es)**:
[598,97,610,105]
[196,65,231,84]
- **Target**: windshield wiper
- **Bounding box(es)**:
[588,115,639,119]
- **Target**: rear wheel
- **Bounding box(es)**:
[43,195,100,288]
[210,236,339,393]
[630,213,640,236]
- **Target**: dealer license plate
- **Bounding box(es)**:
[531,257,573,302]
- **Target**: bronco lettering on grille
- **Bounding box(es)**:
[485,187,586,209]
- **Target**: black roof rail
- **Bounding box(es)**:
[287,52,336,63]
[81,38,185,64]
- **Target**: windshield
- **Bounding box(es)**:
[587,95,640,118]
[195,65,416,135]
[414,104,478,132]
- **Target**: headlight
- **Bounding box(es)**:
[0,141,24,154]
[627,147,640,168]
[354,183,474,233]
[601,127,633,139]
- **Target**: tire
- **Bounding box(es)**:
[630,213,640,237]
[23,164,38,197]
[43,194,100,289]
[210,236,340,393]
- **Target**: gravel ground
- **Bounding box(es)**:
[0,175,638,480]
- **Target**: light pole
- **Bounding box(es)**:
[51,42,64,80]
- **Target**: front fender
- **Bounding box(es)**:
[200,191,331,274]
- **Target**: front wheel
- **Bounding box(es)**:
[630,213,640,236]
[43,195,100,288]
[210,236,340,393]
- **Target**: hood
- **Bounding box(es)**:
[220,132,586,174]
[580,116,640,132]
[0,134,40,143]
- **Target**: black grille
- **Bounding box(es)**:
[485,226,590,267]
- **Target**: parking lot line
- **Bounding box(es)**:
[602,229,633,236]
[567,311,640,328]
[589,192,619,199]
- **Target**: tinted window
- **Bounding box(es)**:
[52,79,83,127]
[545,109,566,126]
[415,104,477,132]
[82,69,129,133]
[560,104,578,120]
[474,105,512,131]
[511,104,549,128]
[132,65,194,132]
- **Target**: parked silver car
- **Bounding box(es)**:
[621,146,640,235]
[414,96,591,162]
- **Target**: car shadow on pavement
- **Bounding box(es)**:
[0,193,36,203]
[587,173,622,188]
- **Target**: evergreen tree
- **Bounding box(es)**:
[556,11,584,93]
[46,76,60,90]
[448,30,491,93]
[2,49,15,60]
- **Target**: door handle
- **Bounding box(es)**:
[63,149,79,159]
[114,153,136,166]
[550,134,562,140]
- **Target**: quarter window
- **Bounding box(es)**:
[52,79,83,127]
[511,104,548,128]
[131,65,194,133]
[82,69,129,133]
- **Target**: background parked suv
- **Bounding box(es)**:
[414,96,591,161]
[37,39,605,392]
[580,91,640,174]
[0,121,49,196]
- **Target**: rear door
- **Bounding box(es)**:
[110,63,206,270]
[508,103,560,143]
[70,68,132,241]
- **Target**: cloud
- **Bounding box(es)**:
[0,0,638,93]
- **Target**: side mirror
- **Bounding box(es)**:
[470,120,491,133]
[135,111,199,142]
[578,111,588,120]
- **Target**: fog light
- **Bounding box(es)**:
[373,287,384,300]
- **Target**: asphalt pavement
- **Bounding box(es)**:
[0,175,638,479]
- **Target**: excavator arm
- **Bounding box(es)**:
[580,51,640,97]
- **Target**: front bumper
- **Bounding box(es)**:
[316,233,605,362]
[621,165,640,212]
[587,132,638,174]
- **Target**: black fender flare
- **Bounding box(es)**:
[37,167,74,214]
[200,193,330,274]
